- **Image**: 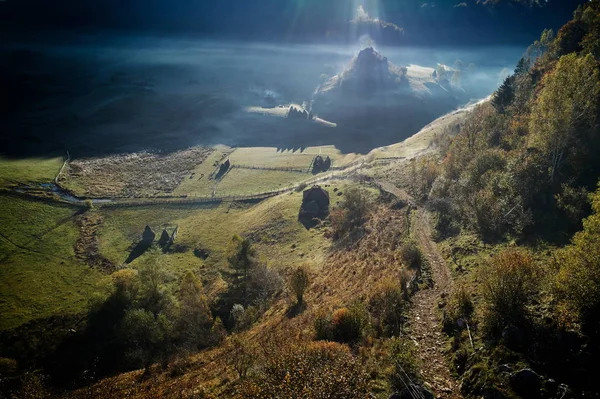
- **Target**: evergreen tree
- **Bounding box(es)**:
[491,76,514,114]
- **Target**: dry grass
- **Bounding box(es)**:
[61,147,213,198]
[61,198,414,399]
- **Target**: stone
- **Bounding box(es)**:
[509,369,541,398]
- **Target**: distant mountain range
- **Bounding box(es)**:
[0,0,588,46]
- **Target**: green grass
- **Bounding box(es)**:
[172,149,229,197]
[229,146,360,169]
[215,168,310,196]
[0,157,64,186]
[95,182,366,290]
[0,195,110,330]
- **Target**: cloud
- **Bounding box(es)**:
[350,5,403,33]
[454,2,468,7]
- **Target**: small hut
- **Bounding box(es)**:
[216,159,231,179]
[141,225,156,245]
[299,185,330,219]
[220,159,231,174]
[158,229,170,247]
[312,155,332,173]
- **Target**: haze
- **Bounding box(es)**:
[2,34,523,157]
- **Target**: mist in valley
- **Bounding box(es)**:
[1,34,525,158]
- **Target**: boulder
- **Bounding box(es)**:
[509,369,541,398]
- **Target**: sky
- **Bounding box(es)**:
[0,0,588,46]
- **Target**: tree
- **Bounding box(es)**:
[481,249,539,335]
[555,184,600,335]
[228,335,257,379]
[289,265,310,305]
[491,75,514,114]
[176,271,213,351]
[121,309,174,370]
[227,235,258,304]
[514,57,529,76]
[529,53,600,185]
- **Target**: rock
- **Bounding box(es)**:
[194,248,210,260]
[509,369,541,398]
[391,384,434,399]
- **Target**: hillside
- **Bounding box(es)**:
[1,2,600,398]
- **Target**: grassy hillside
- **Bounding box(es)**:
[0,157,64,186]
[0,195,109,330]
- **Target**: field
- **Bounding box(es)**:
[60,147,213,198]
[0,157,64,186]
[0,195,109,330]
[229,146,360,169]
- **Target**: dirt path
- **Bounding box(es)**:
[407,209,461,398]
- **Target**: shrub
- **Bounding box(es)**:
[314,311,334,341]
[554,184,600,335]
[387,337,421,391]
[289,265,310,304]
[314,305,366,344]
[228,335,257,379]
[235,341,370,398]
[84,199,94,210]
[368,280,406,337]
[480,249,539,335]
[331,306,366,344]
[399,241,423,271]
[330,187,370,239]
[453,283,474,319]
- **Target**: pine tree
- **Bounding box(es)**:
[514,58,529,76]
[491,76,515,114]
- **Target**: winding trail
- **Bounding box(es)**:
[407,209,462,398]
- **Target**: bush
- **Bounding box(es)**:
[314,305,366,344]
[399,241,423,271]
[387,337,421,391]
[368,280,406,337]
[314,311,334,341]
[227,335,257,379]
[289,265,310,305]
[330,187,370,239]
[235,341,370,398]
[554,184,600,335]
[331,305,366,344]
[480,249,539,336]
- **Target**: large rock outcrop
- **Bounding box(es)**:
[311,47,467,132]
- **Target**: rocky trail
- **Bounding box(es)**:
[406,209,461,399]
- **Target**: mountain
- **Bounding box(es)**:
[311,47,467,131]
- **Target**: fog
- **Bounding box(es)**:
[1,34,526,157]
